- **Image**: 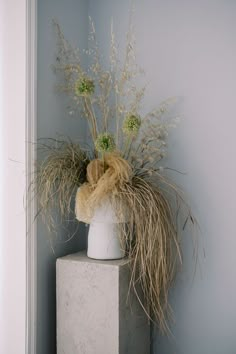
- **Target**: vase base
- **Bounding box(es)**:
[87,254,126,261]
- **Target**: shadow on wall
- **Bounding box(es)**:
[37,0,89,353]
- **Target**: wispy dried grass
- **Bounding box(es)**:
[36,138,89,233]
[75,184,93,224]
[88,152,132,207]
[52,18,146,155]
[119,176,182,334]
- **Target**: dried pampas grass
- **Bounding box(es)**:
[119,176,182,334]
[88,152,132,207]
[75,184,93,224]
[87,159,104,185]
[36,138,89,232]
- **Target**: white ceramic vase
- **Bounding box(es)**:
[75,188,126,260]
[87,200,126,260]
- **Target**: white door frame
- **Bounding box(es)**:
[0,0,37,353]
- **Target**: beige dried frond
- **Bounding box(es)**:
[87,159,104,185]
[36,138,89,233]
[75,184,93,224]
[88,152,133,208]
[119,176,182,334]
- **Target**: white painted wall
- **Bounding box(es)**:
[0,0,27,353]
[89,1,236,353]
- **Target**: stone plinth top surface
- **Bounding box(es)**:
[57,250,130,267]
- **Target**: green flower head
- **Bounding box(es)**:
[95,133,116,153]
[75,77,95,96]
[123,114,141,135]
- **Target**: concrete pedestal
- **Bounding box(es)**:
[56,251,150,354]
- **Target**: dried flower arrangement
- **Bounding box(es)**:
[36,18,196,334]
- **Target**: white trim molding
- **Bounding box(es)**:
[26,0,37,353]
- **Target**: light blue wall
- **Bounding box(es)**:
[38,1,236,353]
[88,1,236,354]
[37,1,88,353]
